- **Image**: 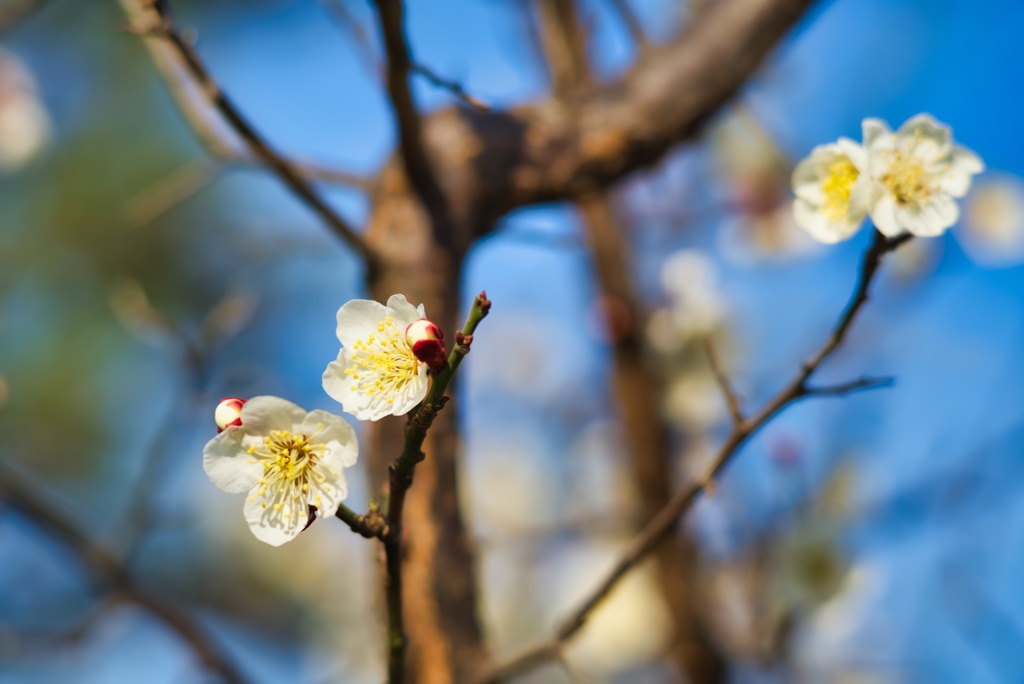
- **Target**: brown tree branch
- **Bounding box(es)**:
[578,195,728,683]
[0,466,247,684]
[383,0,815,241]
[371,0,457,251]
[481,230,908,682]
[119,0,374,265]
[410,63,491,112]
[533,0,591,100]
[705,337,745,425]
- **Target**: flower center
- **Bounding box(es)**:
[247,429,331,515]
[821,158,859,221]
[883,151,930,205]
[343,316,420,406]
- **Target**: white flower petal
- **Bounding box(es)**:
[898,113,950,148]
[324,352,400,420]
[940,146,984,197]
[203,428,261,493]
[243,491,308,546]
[386,293,426,330]
[307,470,348,518]
[389,371,429,416]
[322,349,372,414]
[793,199,861,244]
[303,409,359,467]
[862,118,892,150]
[335,298,389,349]
[848,177,878,217]
[869,194,904,237]
[240,396,305,435]
[896,194,959,237]
[837,137,867,170]
[792,154,826,203]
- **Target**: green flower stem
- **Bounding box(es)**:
[385,291,490,684]
[334,502,388,539]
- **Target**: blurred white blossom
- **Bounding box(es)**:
[713,114,820,263]
[792,138,872,243]
[647,249,726,352]
[959,173,1024,266]
[0,48,50,171]
[793,114,983,243]
[862,114,983,238]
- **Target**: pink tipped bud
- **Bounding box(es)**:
[215,397,246,432]
[405,318,447,371]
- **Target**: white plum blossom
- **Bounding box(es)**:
[792,139,872,243]
[960,173,1024,266]
[0,48,50,171]
[322,294,431,421]
[203,396,358,546]
[647,250,727,352]
[860,114,983,238]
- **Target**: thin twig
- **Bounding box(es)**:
[0,466,247,684]
[371,0,457,251]
[320,0,381,76]
[323,0,489,111]
[704,337,744,425]
[410,63,491,111]
[334,502,389,539]
[481,230,908,683]
[121,157,223,229]
[605,0,648,54]
[119,0,374,266]
[383,292,491,683]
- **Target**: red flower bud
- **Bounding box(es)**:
[215,397,246,432]
[405,319,447,371]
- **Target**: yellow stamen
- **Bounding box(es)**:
[821,158,859,222]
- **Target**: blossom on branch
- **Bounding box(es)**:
[793,114,984,244]
[862,114,983,238]
[322,294,434,421]
[792,139,871,243]
[214,397,245,432]
[203,396,358,546]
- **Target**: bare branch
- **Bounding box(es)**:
[411,63,491,112]
[481,230,907,682]
[119,0,374,265]
[803,375,894,397]
[121,157,223,229]
[533,0,591,100]
[605,0,648,54]
[370,0,457,250]
[704,337,744,425]
[0,466,247,684]
[320,0,380,76]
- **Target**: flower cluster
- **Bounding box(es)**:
[203,294,449,545]
[792,114,983,243]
